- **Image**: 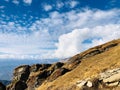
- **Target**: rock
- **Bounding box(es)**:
[13,65,30,82]
[76,80,87,88]
[0,82,6,90]
[106,82,119,87]
[48,68,69,81]
[100,68,120,84]
[103,73,120,83]
[14,81,27,90]
[38,64,51,71]
[53,62,64,70]
[30,64,42,72]
[7,81,27,90]
[86,81,92,87]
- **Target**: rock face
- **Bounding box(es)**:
[0,82,6,90]
[13,65,30,82]
[6,62,70,90]
[100,68,120,87]
[75,68,120,90]
[7,65,30,90]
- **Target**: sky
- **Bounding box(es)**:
[0,0,120,60]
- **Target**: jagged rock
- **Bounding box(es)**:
[27,62,65,88]
[7,81,27,90]
[0,82,6,90]
[106,82,119,87]
[75,68,120,90]
[38,64,51,71]
[103,73,120,83]
[99,68,120,87]
[27,70,48,88]
[52,62,64,70]
[30,64,42,72]
[48,68,69,81]
[13,65,30,82]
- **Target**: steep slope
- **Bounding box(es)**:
[2,39,120,90]
[37,39,120,90]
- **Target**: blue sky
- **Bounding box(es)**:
[0,0,120,60]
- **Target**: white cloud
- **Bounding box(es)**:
[69,1,79,8]
[43,4,52,11]
[56,2,64,9]
[0,6,5,9]
[4,0,9,2]
[54,24,120,58]
[0,9,120,59]
[23,0,32,5]
[12,0,19,5]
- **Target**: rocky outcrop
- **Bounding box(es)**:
[65,39,120,70]
[100,68,120,87]
[0,82,6,90]
[6,62,70,90]
[75,68,120,90]
[13,65,30,82]
[48,68,69,81]
[7,65,30,90]
[7,81,27,90]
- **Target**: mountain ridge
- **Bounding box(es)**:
[0,39,120,90]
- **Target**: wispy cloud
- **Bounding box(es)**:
[0,8,120,59]
[12,0,19,5]
[0,6,5,9]
[69,1,79,8]
[23,0,32,5]
[43,4,52,11]
[56,2,64,9]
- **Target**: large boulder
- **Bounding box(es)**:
[13,65,30,82]
[99,68,120,87]
[7,81,27,90]
[48,68,69,81]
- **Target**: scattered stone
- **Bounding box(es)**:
[103,73,120,83]
[87,81,92,87]
[106,82,119,87]
[76,80,87,88]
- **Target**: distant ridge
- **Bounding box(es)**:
[0,80,10,85]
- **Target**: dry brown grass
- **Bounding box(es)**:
[37,39,120,90]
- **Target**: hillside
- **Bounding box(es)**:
[37,39,120,90]
[0,39,120,90]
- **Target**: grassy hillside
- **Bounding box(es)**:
[37,39,120,90]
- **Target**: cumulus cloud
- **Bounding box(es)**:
[12,0,19,5]
[43,4,52,11]
[54,24,120,58]
[23,0,32,5]
[0,8,120,59]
